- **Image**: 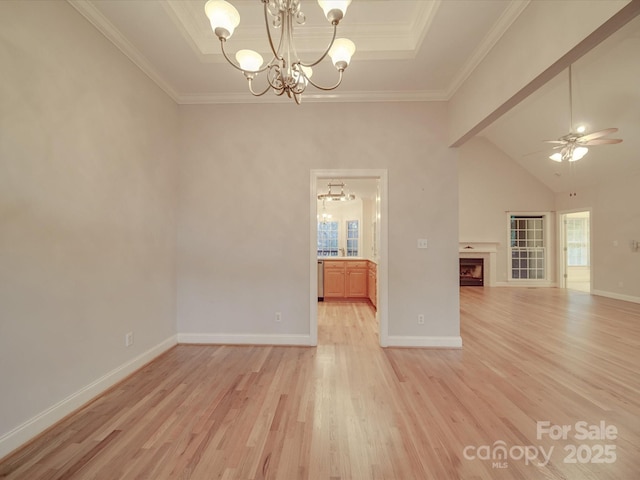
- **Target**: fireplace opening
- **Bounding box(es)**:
[460,258,484,286]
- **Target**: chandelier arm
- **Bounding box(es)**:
[300,23,338,68]
[246,77,273,97]
[263,0,284,61]
[266,65,287,93]
[218,39,246,73]
[305,69,345,91]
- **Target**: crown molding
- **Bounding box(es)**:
[67,0,180,102]
[68,0,529,106]
[446,0,530,99]
[411,0,442,52]
[176,89,448,105]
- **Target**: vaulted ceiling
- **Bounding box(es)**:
[69,0,640,193]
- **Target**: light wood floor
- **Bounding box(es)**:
[1,288,639,479]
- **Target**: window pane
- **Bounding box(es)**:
[346,220,359,256]
[509,215,546,280]
[318,221,339,256]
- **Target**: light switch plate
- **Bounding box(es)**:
[417,239,428,249]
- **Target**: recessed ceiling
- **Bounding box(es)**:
[69,0,528,103]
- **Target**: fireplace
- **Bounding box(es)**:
[460,258,484,286]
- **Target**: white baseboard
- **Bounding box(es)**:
[592,290,640,304]
[386,335,463,348]
[494,282,557,287]
[177,333,314,346]
[0,335,177,461]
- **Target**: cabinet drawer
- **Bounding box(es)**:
[323,260,345,270]
[346,261,367,270]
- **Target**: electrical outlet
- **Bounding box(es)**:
[275,312,282,322]
[125,332,134,347]
[417,314,425,325]
[417,239,428,249]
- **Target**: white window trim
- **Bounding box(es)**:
[506,211,553,284]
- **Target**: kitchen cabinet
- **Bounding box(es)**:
[346,261,368,298]
[323,259,372,300]
[323,260,346,298]
[368,262,377,308]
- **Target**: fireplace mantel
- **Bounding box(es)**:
[459,242,499,286]
[459,242,498,253]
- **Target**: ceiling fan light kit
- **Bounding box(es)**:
[549,145,588,163]
[204,0,355,104]
[545,64,622,163]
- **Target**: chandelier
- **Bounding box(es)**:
[204,0,355,104]
[317,182,355,201]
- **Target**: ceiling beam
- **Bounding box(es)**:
[450,0,640,148]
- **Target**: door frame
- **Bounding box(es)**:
[557,208,592,291]
[310,169,388,347]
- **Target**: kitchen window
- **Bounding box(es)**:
[317,221,338,256]
[346,220,359,256]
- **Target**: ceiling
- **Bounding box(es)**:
[69,0,639,193]
[479,13,640,193]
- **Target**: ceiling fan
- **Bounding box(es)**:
[544,64,622,162]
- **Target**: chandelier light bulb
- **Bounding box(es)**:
[329,38,356,70]
[206,0,355,103]
[293,65,313,86]
[205,0,240,40]
[236,49,263,73]
[300,65,313,79]
[317,0,352,23]
[549,153,563,162]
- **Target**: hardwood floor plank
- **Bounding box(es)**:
[1,291,639,479]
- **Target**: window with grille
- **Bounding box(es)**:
[346,220,359,256]
[509,215,546,280]
[317,221,338,256]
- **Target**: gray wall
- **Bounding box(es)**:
[556,173,640,302]
[458,137,556,284]
[0,1,178,456]
[176,102,460,342]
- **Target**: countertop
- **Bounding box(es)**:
[318,257,377,264]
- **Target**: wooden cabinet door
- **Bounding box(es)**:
[324,266,345,297]
[346,268,367,297]
[368,263,377,307]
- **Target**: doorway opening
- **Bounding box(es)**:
[559,210,591,292]
[310,169,388,347]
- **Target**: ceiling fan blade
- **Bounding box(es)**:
[583,138,623,145]
[543,140,566,144]
[579,127,618,142]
